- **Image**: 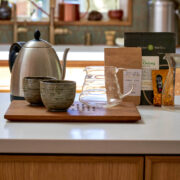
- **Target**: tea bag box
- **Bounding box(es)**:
[124,32,176,105]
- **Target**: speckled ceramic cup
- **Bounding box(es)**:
[23,76,56,105]
[40,80,76,111]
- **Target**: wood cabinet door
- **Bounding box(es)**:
[0,155,144,180]
[146,156,180,180]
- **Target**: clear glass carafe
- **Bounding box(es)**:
[79,66,133,108]
[162,54,180,109]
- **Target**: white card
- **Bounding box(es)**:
[142,56,159,90]
[123,69,142,96]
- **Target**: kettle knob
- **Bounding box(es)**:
[34,30,41,41]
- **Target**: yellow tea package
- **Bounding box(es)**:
[161,68,174,106]
[152,70,168,106]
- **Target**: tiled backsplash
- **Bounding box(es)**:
[0,25,13,43]
[0,0,148,45]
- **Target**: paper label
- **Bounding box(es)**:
[123,69,142,96]
[142,56,159,90]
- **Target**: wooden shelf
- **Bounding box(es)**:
[0,20,14,25]
[0,20,49,25]
[17,21,49,25]
[0,20,131,26]
[0,0,133,44]
[53,0,132,27]
[0,19,131,26]
[54,20,131,26]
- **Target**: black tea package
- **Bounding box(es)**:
[124,32,176,105]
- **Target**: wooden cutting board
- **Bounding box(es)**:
[4,100,141,122]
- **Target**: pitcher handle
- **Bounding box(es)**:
[62,48,70,80]
[116,68,133,99]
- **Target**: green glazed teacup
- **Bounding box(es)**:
[40,80,76,111]
[23,76,55,106]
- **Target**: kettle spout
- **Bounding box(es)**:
[61,48,70,80]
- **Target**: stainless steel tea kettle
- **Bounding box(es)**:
[9,30,69,101]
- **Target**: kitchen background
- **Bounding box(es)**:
[0,0,179,93]
[0,0,148,44]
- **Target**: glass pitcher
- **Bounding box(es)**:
[79,66,133,108]
[162,54,180,109]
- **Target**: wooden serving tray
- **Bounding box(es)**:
[4,100,141,122]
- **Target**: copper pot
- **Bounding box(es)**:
[58,3,80,22]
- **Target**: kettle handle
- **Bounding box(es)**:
[62,48,70,80]
[9,42,26,72]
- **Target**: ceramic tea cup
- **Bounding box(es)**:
[40,80,76,112]
[23,76,56,105]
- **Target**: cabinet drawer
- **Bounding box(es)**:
[146,156,180,180]
[0,155,144,180]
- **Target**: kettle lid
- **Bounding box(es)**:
[24,30,52,48]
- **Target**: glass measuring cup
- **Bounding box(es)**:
[79,66,133,108]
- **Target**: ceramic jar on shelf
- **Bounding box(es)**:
[0,0,12,20]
